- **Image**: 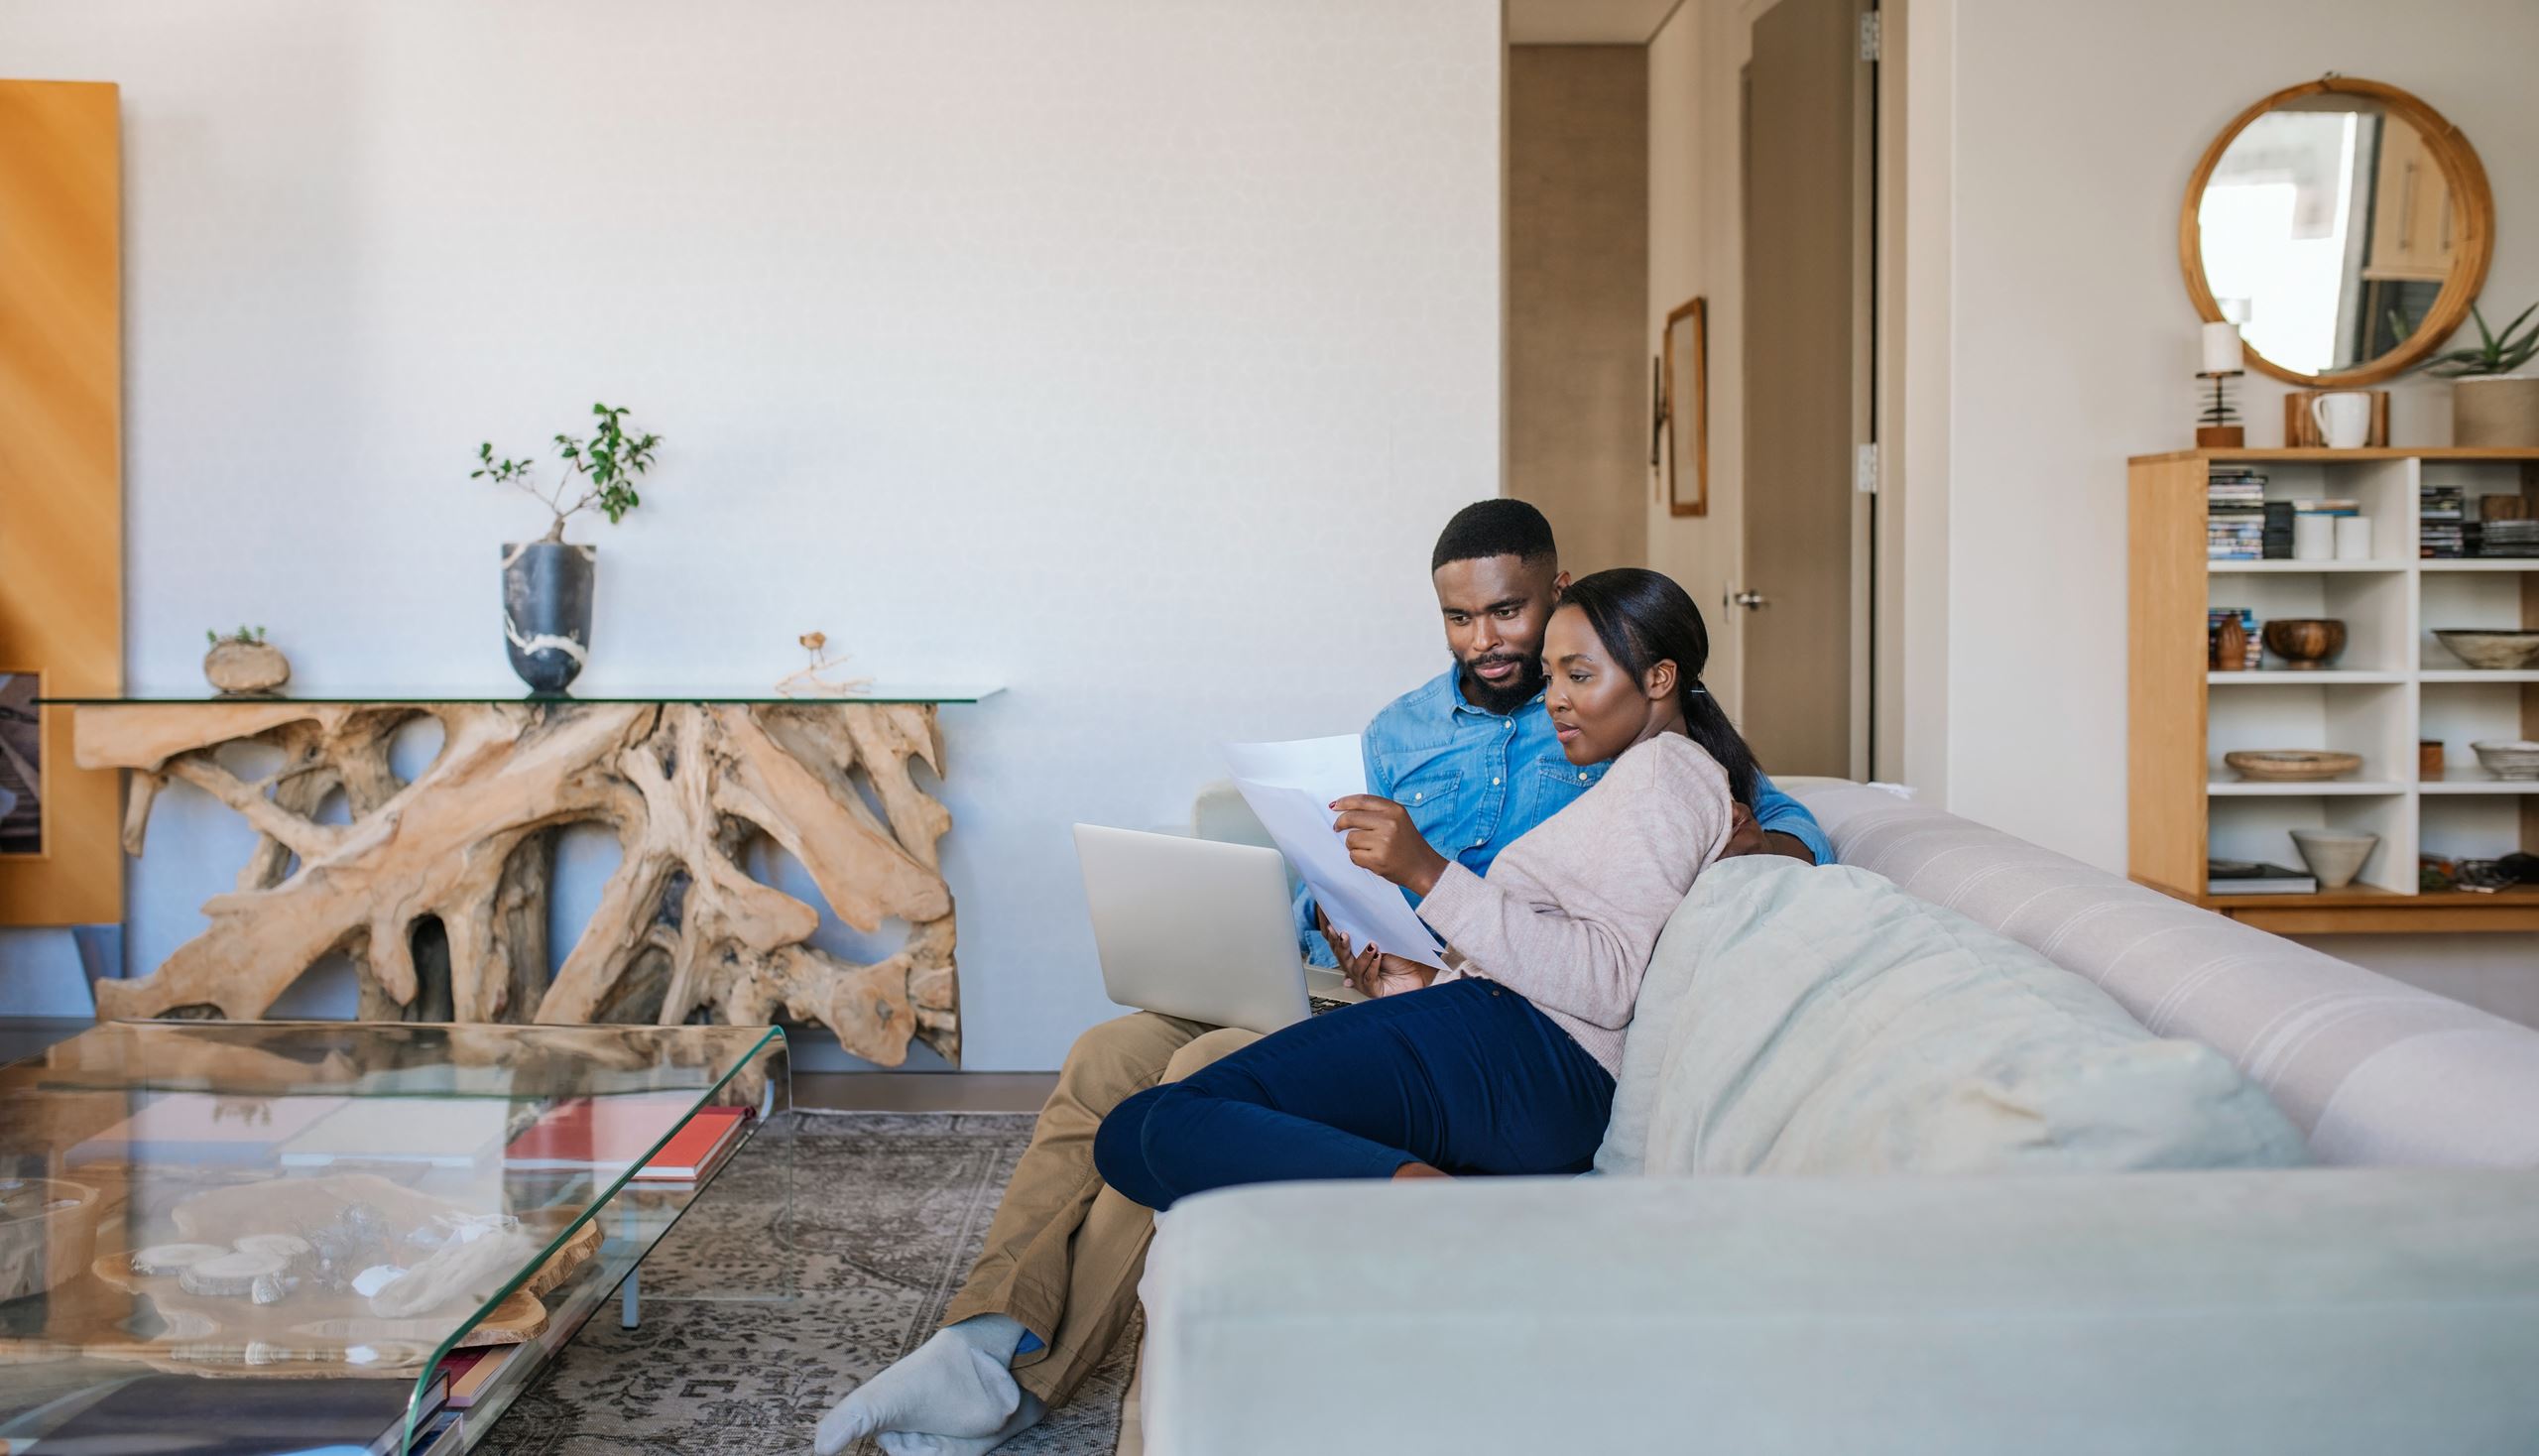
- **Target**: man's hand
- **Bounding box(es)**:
[1761,831,1818,864]
[1326,923,1437,999]
[1715,801,1818,864]
[1330,794,1451,896]
[1714,800,1769,859]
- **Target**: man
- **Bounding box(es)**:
[814,501,1830,1456]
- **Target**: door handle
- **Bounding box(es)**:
[1729,590,1768,610]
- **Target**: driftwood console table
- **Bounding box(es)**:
[58,688,997,1066]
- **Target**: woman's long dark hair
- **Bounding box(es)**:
[1559,568,1761,807]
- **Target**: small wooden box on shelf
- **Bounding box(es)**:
[2128,447,2539,933]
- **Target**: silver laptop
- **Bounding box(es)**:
[1072,824,1365,1035]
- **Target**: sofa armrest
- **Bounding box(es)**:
[1140,1171,2539,1455]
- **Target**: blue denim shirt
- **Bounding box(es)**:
[1296,666,1833,963]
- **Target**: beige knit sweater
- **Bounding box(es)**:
[1413,731,1735,1075]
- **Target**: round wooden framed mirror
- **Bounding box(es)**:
[2179,75,2492,387]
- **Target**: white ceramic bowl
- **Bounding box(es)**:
[2470,740,2539,781]
[2289,828,2379,890]
[2434,630,2539,670]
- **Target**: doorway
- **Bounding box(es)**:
[1736,0,1877,780]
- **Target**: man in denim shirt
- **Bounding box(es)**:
[1298,501,1830,966]
[818,500,1828,1456]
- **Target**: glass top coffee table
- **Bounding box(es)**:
[0,1020,789,1454]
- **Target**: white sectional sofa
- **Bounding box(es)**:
[1137,785,2539,1454]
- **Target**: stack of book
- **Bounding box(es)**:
[2207,860,2317,896]
[2421,483,2467,557]
[2207,466,2268,559]
[2262,500,2296,558]
[2471,519,2539,557]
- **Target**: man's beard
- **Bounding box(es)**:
[1459,654,1545,715]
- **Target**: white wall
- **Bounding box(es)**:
[1938,0,2539,865]
[1922,0,2539,992]
[0,0,1504,1069]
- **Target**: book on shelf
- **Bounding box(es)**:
[409,1407,465,1456]
[66,1091,350,1168]
[2206,861,2318,896]
[438,1343,526,1409]
[29,1372,445,1456]
[504,1097,752,1179]
[633,1103,752,1183]
[278,1099,511,1170]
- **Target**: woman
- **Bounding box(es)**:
[1093,568,1765,1209]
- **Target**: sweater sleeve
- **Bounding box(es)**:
[1412,737,1735,1030]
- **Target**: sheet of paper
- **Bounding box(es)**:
[1221,735,1448,971]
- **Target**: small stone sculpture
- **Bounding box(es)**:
[203,626,290,697]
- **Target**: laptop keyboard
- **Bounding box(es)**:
[1308,997,1353,1016]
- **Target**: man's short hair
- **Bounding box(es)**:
[1430,499,1557,573]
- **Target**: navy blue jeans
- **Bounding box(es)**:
[1093,977,1616,1211]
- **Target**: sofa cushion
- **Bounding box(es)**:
[1597,858,2309,1176]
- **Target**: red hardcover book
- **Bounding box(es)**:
[634,1105,751,1182]
[503,1096,690,1171]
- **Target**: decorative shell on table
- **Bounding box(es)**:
[203,640,292,696]
[2223,749,2364,783]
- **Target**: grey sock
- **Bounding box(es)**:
[814,1316,1029,1454]
[876,1394,1049,1456]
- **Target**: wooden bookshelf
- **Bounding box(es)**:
[2128,448,2539,933]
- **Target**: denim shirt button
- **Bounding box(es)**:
[1491,777,1500,786]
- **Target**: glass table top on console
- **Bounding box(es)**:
[41,686,1003,705]
[0,1021,789,1454]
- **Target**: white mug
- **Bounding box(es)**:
[2311,391,2372,449]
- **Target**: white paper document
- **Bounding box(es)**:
[1221,735,1448,971]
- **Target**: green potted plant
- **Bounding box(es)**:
[2401,302,2539,446]
[471,403,661,695]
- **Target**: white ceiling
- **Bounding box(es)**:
[1507,0,1681,45]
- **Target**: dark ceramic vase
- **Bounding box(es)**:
[502,541,595,696]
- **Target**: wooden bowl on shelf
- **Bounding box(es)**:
[2224,749,2364,783]
[2260,618,2347,669]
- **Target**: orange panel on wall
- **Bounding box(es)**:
[0,80,123,925]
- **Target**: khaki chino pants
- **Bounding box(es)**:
[942,1011,1260,1405]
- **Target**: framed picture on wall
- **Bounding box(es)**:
[0,672,40,857]
[1661,297,1708,518]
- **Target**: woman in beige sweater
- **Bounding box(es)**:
[1095,569,1761,1208]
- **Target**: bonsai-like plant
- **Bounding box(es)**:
[2392,301,2539,378]
[472,402,662,544]
[205,625,266,646]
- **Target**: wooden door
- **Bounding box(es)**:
[1737,0,1872,779]
[0,81,123,925]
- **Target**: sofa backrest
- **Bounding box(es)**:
[1795,784,2539,1168]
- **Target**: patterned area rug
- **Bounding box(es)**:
[483,1111,1138,1456]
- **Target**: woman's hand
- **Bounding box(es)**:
[1325,923,1437,999]
[1330,794,1451,896]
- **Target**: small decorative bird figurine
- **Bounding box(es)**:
[776,630,874,698]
